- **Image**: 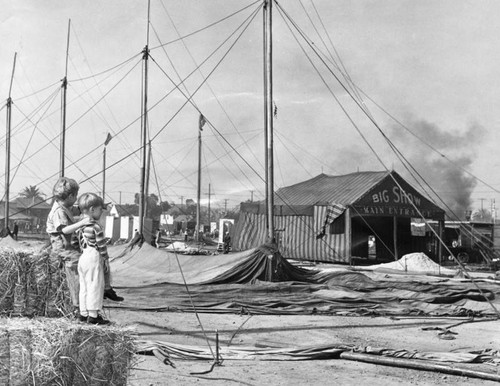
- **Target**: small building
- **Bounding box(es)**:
[234,171,446,263]
[0,197,51,232]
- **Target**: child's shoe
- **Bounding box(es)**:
[104,288,124,302]
[87,315,110,325]
[72,307,81,320]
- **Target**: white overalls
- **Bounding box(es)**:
[78,228,104,318]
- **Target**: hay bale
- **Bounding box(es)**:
[9,328,32,386]
[0,318,135,386]
[90,333,114,386]
[0,330,9,386]
[0,250,17,313]
[12,253,29,316]
[0,248,72,318]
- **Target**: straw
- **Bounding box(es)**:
[0,317,135,386]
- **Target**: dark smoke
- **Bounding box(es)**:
[391,119,484,219]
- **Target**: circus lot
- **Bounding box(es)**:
[11,237,500,385]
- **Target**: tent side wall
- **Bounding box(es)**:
[233,205,348,263]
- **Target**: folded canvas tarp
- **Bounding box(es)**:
[107,243,499,317]
[108,243,319,287]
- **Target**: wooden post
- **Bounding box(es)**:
[345,207,352,264]
[393,216,398,261]
[264,0,275,242]
[438,220,443,267]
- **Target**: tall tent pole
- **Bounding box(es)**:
[196,120,202,242]
[102,132,112,200]
[263,1,269,231]
[138,0,151,235]
[264,0,275,242]
[102,145,106,198]
[144,140,152,226]
[207,183,211,233]
[4,53,16,230]
[60,19,70,177]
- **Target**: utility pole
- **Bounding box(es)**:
[179,196,184,206]
[224,199,229,214]
[250,190,254,202]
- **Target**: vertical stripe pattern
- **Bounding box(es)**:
[233,205,348,263]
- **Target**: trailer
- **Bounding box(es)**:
[439,221,498,267]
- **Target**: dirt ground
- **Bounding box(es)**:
[15,237,500,385]
[105,307,500,385]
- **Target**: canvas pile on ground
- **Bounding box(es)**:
[366,252,458,275]
[107,243,500,317]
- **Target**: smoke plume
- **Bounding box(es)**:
[391,119,484,219]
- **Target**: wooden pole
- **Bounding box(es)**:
[138,0,151,235]
[196,126,202,242]
[346,207,352,264]
[207,183,211,233]
[4,53,16,229]
[264,0,275,242]
[263,0,269,232]
[340,352,500,383]
[393,216,398,261]
[60,19,70,177]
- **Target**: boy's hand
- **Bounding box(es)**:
[103,259,110,274]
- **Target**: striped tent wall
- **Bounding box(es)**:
[233,211,268,249]
[233,206,348,263]
[312,205,348,263]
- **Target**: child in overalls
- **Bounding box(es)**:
[76,193,112,325]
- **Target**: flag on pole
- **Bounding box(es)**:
[273,102,278,118]
[104,132,112,146]
[199,114,206,131]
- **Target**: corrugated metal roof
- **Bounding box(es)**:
[274,171,390,206]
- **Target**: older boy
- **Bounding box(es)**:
[46,177,87,314]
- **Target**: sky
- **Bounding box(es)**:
[1,0,500,218]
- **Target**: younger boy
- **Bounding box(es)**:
[76,193,112,325]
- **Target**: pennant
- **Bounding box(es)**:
[104,132,112,146]
[199,114,206,131]
[273,102,278,118]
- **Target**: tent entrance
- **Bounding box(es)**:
[351,216,435,262]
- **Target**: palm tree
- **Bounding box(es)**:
[19,185,44,203]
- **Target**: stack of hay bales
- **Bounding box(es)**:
[0,242,136,385]
[0,245,72,317]
[0,317,135,385]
